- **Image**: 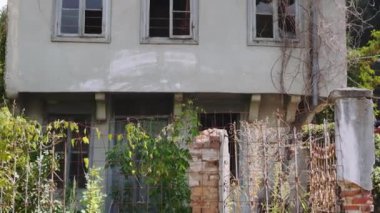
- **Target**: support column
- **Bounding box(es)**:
[329,88,375,212]
[92,93,110,211]
[174,93,184,117]
[95,93,107,121]
[286,96,301,123]
[248,95,261,122]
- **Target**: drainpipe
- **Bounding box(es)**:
[311,0,320,107]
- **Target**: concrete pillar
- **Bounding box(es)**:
[248,95,261,122]
[173,93,183,117]
[329,88,375,212]
[92,94,110,211]
[95,93,107,121]
[285,95,301,123]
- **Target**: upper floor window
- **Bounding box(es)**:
[249,0,299,44]
[53,0,110,42]
[141,0,199,44]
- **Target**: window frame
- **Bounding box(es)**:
[248,0,301,46]
[52,0,111,43]
[140,0,199,45]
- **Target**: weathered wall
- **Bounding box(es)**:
[330,88,375,213]
[5,0,346,98]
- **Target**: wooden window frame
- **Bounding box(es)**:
[248,0,301,46]
[140,0,199,45]
[52,0,111,43]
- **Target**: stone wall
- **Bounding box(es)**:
[188,129,229,213]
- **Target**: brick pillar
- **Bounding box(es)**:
[340,183,374,212]
[188,129,228,213]
[329,88,375,213]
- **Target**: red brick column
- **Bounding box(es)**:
[340,182,374,212]
[188,129,221,213]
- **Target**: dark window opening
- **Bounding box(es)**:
[256,0,274,38]
[256,15,273,38]
[172,0,191,36]
[149,0,191,37]
[149,0,170,37]
[85,0,103,34]
[200,113,240,179]
[85,10,103,34]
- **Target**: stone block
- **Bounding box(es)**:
[191,186,203,197]
[189,172,201,187]
[202,149,219,161]
[204,161,219,172]
[189,162,204,173]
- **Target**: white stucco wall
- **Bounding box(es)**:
[5,0,346,98]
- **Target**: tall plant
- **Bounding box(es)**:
[81,167,106,213]
[107,101,200,212]
[0,106,63,212]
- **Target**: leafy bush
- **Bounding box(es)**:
[0,106,62,212]
[107,101,200,212]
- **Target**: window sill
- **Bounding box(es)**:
[248,38,304,48]
[140,37,198,45]
[51,35,111,43]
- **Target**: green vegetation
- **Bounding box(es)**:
[81,168,106,213]
[348,30,380,89]
[373,135,380,212]
[107,101,200,212]
[0,105,105,212]
[0,106,59,212]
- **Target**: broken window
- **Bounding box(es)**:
[251,0,298,41]
[256,0,274,38]
[142,0,198,43]
[55,0,109,41]
[278,0,296,38]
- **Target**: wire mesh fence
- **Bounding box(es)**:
[0,114,341,213]
[230,120,340,213]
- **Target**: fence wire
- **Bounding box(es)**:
[230,120,340,213]
[0,117,341,213]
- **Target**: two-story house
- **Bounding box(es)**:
[5,0,347,211]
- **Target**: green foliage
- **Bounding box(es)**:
[348,30,380,89]
[373,134,380,210]
[81,167,106,213]
[0,106,61,212]
[66,179,79,213]
[107,101,200,212]
[0,105,97,212]
[301,122,335,140]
